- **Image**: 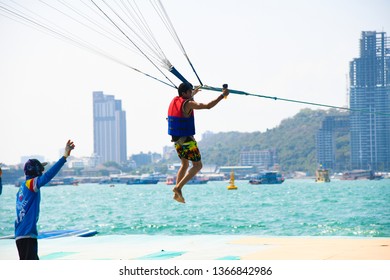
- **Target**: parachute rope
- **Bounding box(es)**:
[90,0,177,87]
[100,0,169,69]
[0,0,176,88]
[1,1,389,116]
[201,85,390,116]
[151,0,203,85]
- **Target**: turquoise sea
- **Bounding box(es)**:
[1,179,389,237]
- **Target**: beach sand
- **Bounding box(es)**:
[1,235,389,260]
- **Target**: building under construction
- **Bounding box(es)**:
[349,31,390,171]
[316,114,350,171]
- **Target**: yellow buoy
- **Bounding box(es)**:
[227,170,238,190]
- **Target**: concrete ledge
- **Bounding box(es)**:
[0,235,389,260]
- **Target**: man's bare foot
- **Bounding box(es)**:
[172,187,185,203]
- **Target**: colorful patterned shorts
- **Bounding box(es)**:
[174,138,201,162]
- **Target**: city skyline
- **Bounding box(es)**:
[1,1,389,165]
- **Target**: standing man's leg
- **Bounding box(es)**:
[16,238,39,260]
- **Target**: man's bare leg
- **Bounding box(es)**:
[173,159,189,203]
[176,158,189,186]
[173,160,203,203]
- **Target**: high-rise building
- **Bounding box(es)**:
[93,91,127,164]
[316,115,350,171]
[349,31,390,171]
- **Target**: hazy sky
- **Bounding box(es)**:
[0,0,389,165]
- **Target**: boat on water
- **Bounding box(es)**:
[99,174,160,185]
[99,177,122,184]
[315,169,330,183]
[166,175,209,185]
[126,174,159,185]
[15,177,79,187]
[341,170,383,180]
[249,171,284,185]
[46,177,79,186]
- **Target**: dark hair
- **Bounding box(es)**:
[178,82,193,96]
[24,159,45,177]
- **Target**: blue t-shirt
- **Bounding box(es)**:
[15,156,67,240]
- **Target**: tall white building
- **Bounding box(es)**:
[93,91,127,164]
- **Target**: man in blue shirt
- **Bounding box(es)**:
[15,140,75,260]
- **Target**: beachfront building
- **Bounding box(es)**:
[239,148,277,170]
[162,145,176,160]
[219,166,256,179]
[93,91,127,164]
[349,31,390,171]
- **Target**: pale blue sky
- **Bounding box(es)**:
[0,0,389,165]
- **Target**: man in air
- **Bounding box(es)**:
[167,83,229,203]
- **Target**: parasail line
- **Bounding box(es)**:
[90,0,177,88]
[109,0,191,87]
[201,85,390,116]
[54,0,137,52]
[40,0,135,54]
[109,0,168,65]
[151,0,203,86]
[0,2,175,89]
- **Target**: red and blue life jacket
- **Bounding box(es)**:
[167,96,195,137]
